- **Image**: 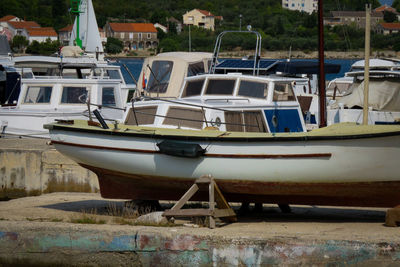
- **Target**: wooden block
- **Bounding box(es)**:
[386,206,400,227]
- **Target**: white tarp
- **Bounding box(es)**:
[333,78,400,111]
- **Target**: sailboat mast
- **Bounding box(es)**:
[71,0,83,48]
[363,4,371,125]
[318,0,326,127]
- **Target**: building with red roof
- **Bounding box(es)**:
[182,9,222,31]
[376,22,400,35]
[104,22,158,51]
[28,27,58,43]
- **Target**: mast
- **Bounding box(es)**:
[363,4,371,125]
[318,0,326,127]
[70,0,83,49]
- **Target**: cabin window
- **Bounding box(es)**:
[205,79,235,95]
[273,82,296,101]
[163,107,204,129]
[147,60,173,94]
[224,110,267,132]
[61,87,87,104]
[107,70,121,80]
[238,80,269,99]
[127,89,136,102]
[181,79,204,97]
[102,87,116,106]
[187,62,205,77]
[23,86,52,104]
[125,106,157,125]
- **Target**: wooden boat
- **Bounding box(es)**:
[45,120,400,207]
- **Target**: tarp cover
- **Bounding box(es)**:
[332,78,400,111]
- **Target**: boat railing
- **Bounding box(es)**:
[209,30,262,76]
[204,98,251,103]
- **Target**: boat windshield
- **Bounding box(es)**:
[23,86,52,104]
[181,79,205,97]
[273,82,296,101]
[61,87,87,104]
[147,60,173,94]
[237,80,269,99]
[204,79,236,95]
[106,69,121,80]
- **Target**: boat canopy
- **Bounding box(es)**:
[332,78,400,111]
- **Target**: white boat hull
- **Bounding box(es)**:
[47,121,400,207]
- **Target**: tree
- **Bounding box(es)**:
[384,11,397,23]
[11,35,28,53]
[25,39,60,55]
[105,37,123,54]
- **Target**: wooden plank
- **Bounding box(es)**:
[214,182,233,211]
[169,184,199,211]
[196,175,212,184]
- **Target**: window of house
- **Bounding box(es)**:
[129,32,133,39]
[138,33,142,39]
[120,32,125,38]
[23,86,52,104]
[147,33,151,39]
[61,87,87,104]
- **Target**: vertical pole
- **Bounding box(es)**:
[189,24,191,52]
[209,177,215,229]
[318,0,326,127]
[363,4,371,125]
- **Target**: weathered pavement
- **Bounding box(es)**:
[0,192,399,266]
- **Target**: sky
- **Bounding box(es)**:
[379,0,393,6]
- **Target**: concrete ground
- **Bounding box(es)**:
[1,192,400,266]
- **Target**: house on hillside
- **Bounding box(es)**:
[376,22,400,35]
[324,11,383,29]
[104,22,158,51]
[374,4,400,21]
[59,25,106,46]
[28,27,58,43]
[183,9,222,31]
[281,0,318,14]
[167,17,183,34]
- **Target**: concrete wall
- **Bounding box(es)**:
[0,222,399,266]
[0,139,99,199]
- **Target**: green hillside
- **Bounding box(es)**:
[2,0,400,52]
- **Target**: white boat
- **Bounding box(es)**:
[327,58,400,125]
[45,120,400,207]
[0,62,125,138]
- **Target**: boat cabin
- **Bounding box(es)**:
[124,74,306,133]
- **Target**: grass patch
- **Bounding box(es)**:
[51,218,63,222]
[70,214,106,225]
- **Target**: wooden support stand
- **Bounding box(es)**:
[385,206,400,227]
[163,174,237,228]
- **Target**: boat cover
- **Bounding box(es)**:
[332,78,400,111]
